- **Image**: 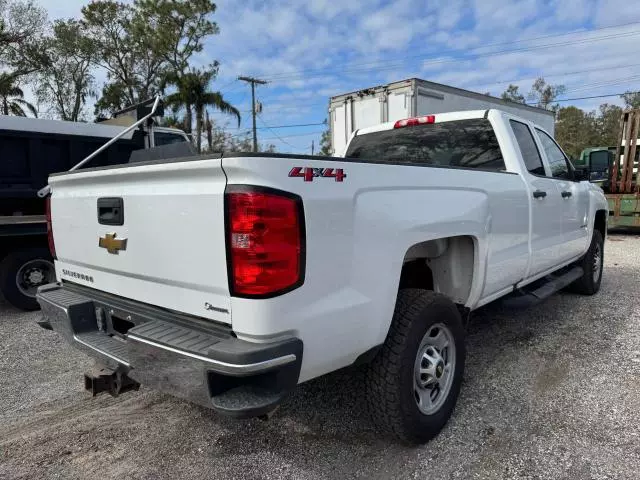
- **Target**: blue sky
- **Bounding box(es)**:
[40,0,640,153]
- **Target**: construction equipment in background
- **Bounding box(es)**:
[576,109,640,228]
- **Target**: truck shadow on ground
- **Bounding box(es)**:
[182,267,629,474]
[2,260,633,479]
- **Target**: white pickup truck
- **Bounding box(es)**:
[37,109,608,444]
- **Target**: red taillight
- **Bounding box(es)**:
[45,197,56,259]
[226,188,304,297]
[394,115,435,129]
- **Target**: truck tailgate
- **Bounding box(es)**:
[48,158,231,324]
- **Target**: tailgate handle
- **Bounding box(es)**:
[97,198,124,225]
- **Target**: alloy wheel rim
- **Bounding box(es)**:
[592,242,602,283]
[413,323,456,415]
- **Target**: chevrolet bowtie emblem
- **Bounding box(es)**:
[98,233,127,254]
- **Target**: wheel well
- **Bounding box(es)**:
[400,236,476,305]
[594,210,606,238]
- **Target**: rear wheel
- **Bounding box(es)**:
[365,289,466,444]
[0,248,55,310]
[567,230,604,295]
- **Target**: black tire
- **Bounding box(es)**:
[365,289,466,444]
[0,248,55,311]
[567,230,604,295]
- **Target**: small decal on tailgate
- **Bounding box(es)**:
[288,167,346,182]
[62,269,94,283]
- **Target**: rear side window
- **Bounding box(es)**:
[345,119,506,171]
[510,120,545,176]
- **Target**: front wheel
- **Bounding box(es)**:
[365,289,466,444]
[567,230,604,295]
[0,248,55,310]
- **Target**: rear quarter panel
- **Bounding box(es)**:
[222,155,529,382]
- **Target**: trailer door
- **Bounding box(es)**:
[352,97,381,130]
[388,91,410,123]
[332,103,347,156]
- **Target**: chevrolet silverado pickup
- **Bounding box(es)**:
[37,109,608,444]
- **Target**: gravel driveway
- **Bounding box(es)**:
[1,234,639,480]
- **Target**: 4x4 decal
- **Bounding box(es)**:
[288,167,347,182]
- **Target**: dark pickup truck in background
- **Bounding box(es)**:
[0,101,188,310]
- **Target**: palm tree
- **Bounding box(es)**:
[165,69,240,152]
[0,73,38,117]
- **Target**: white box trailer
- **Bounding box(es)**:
[329,78,556,156]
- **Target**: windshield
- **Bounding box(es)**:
[345,118,506,172]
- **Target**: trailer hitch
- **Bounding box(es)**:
[84,366,140,397]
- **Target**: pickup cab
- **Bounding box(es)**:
[37,109,608,444]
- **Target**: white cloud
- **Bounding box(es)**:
[24,0,640,149]
[593,0,640,26]
[551,0,594,24]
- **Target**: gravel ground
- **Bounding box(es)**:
[1,234,639,480]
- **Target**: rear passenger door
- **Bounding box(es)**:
[509,120,567,276]
[534,128,590,260]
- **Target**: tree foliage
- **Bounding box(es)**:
[165,67,239,152]
[0,0,48,76]
[0,72,37,116]
[35,19,97,121]
[597,103,624,146]
[500,78,565,111]
[140,0,219,133]
[84,0,219,121]
[136,0,218,73]
[621,91,640,109]
[500,84,525,104]
[82,0,168,116]
[555,106,597,158]
[554,103,626,159]
[318,125,331,155]
[528,77,565,111]
[202,114,275,153]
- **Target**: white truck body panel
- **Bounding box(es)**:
[330,78,556,156]
[46,109,607,385]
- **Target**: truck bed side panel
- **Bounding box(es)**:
[222,155,529,382]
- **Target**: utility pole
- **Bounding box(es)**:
[311,140,315,155]
[238,76,268,152]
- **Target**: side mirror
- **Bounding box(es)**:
[572,168,588,181]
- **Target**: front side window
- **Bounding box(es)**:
[345,118,506,171]
[536,129,571,179]
[510,120,545,176]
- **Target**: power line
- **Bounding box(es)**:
[257,115,297,148]
[240,64,640,114]
[259,26,640,82]
[261,130,325,140]
[214,120,326,131]
[527,90,639,105]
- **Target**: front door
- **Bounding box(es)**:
[509,120,566,276]
[534,128,590,260]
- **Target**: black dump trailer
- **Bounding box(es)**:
[0,102,188,310]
